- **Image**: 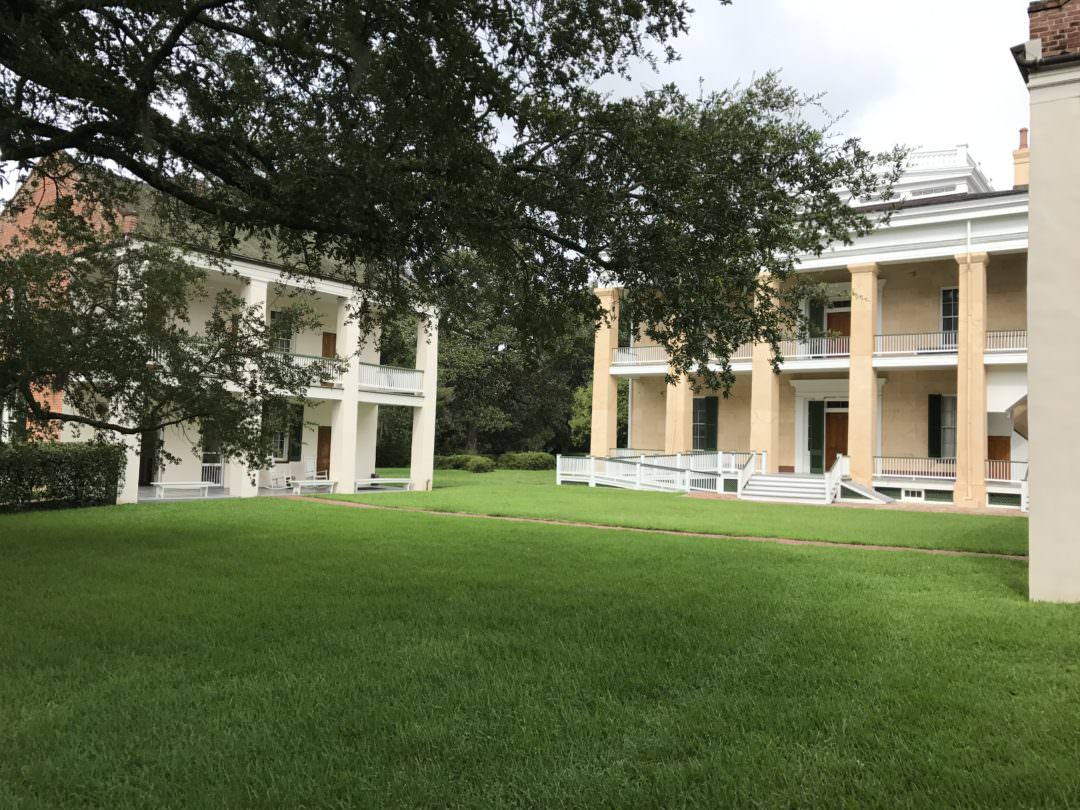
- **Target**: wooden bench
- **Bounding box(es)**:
[291,479,338,496]
[355,477,414,492]
[150,481,211,499]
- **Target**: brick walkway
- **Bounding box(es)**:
[289,496,1028,562]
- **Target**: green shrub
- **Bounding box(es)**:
[497,451,556,470]
[462,456,496,473]
[0,442,125,512]
[436,454,496,470]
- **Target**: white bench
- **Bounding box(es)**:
[355,477,414,491]
[150,481,211,499]
[292,479,338,496]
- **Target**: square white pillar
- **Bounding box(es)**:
[356,403,378,480]
[410,313,439,491]
[330,296,362,494]
[116,435,141,504]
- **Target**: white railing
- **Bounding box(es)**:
[556,455,726,494]
[273,352,344,387]
[986,330,1027,353]
[357,362,424,394]
[824,454,849,504]
[986,459,1029,483]
[611,346,668,365]
[874,332,958,355]
[608,447,664,458]
[736,453,756,496]
[874,456,957,479]
[200,463,224,486]
[720,343,754,363]
[625,450,759,474]
[779,336,851,360]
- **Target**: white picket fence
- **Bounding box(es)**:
[356,362,424,394]
[556,451,766,496]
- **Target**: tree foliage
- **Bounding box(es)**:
[0,167,330,468]
[1,0,903,388]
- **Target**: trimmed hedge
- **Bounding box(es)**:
[0,442,125,512]
[462,456,496,473]
[434,454,501,473]
[497,451,556,470]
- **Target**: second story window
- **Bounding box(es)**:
[941,288,959,334]
[269,310,294,354]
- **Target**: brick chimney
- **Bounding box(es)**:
[1013,128,1031,188]
[1029,0,1080,57]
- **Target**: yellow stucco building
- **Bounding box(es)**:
[586,145,1031,510]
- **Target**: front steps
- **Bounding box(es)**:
[740,473,828,504]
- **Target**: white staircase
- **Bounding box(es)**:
[739,473,828,504]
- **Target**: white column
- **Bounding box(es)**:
[330,296,362,494]
[116,433,141,504]
[236,278,269,497]
[355,403,378,480]
[409,312,439,491]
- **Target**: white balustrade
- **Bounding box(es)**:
[874,332,958,355]
[272,352,344,387]
[611,346,668,365]
[779,336,851,360]
[985,459,1029,483]
[356,362,424,394]
[823,454,848,504]
[874,456,957,479]
[985,330,1027,353]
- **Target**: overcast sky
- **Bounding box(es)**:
[1,1,1031,202]
[603,0,1032,189]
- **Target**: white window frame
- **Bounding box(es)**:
[940,287,959,335]
[940,394,958,459]
[269,310,295,355]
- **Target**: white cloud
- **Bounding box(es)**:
[603,0,1031,189]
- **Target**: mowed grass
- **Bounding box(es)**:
[326,469,1029,556]
[1,499,1077,809]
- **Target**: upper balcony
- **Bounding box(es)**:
[607,329,1027,377]
[872,330,1027,368]
[357,362,424,396]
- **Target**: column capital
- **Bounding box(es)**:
[594,287,621,303]
[954,252,991,267]
[847,262,880,275]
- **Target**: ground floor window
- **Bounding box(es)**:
[928,394,957,458]
[268,403,305,462]
[692,396,718,452]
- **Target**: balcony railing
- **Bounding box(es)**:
[272,352,344,387]
[986,330,1027,353]
[986,459,1029,483]
[357,362,424,395]
[612,346,668,365]
[779,336,850,360]
[874,332,958,356]
[874,456,957,479]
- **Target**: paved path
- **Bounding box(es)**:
[288,496,1028,562]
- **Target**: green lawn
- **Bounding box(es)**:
[326,469,1029,556]
[1,499,1076,808]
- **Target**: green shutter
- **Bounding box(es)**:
[704,397,719,452]
[808,301,826,337]
[928,394,942,458]
[808,401,825,474]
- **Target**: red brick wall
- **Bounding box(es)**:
[1030,0,1080,57]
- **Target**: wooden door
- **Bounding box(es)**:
[825,412,849,468]
[316,426,332,477]
[987,435,1012,481]
[826,311,851,336]
[988,436,1011,461]
[321,332,337,357]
